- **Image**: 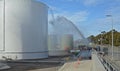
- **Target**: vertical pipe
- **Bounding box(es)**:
[3,0,5,51]
[111,17,114,60]
[106,15,114,60]
[49,8,55,25]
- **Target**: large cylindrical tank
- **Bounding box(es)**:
[0,0,48,60]
[48,34,73,56]
[60,34,73,50]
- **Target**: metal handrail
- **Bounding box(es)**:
[98,55,119,71]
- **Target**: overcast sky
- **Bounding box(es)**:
[38,0,120,37]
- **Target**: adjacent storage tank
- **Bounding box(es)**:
[48,34,73,56]
[60,34,73,51]
[0,0,48,60]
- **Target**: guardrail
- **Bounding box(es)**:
[98,54,119,71]
[92,52,106,71]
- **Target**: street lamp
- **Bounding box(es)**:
[106,15,114,60]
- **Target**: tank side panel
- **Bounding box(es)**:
[48,35,73,56]
[5,0,48,52]
[30,1,48,52]
[61,35,73,50]
[0,0,4,50]
[2,0,48,59]
[5,0,29,52]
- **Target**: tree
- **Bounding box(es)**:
[88,29,120,46]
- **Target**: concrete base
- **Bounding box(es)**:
[0,52,48,60]
[0,63,10,70]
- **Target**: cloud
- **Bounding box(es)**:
[68,11,89,23]
[90,16,120,33]
[47,0,101,6]
[48,11,89,24]
[49,5,58,11]
[105,6,120,25]
[86,5,120,34]
[48,8,89,36]
[83,0,102,6]
[84,5,120,36]
[105,6,120,15]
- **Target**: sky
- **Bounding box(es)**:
[37,0,120,37]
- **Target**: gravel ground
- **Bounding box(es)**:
[1,57,65,71]
[29,66,61,71]
[2,62,62,71]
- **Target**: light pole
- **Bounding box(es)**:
[106,15,114,60]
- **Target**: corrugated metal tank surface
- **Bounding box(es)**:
[48,34,73,56]
[0,0,48,60]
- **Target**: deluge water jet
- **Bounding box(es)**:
[50,16,89,45]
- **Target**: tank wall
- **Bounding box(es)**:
[48,34,73,56]
[60,34,73,50]
[0,0,4,50]
[48,35,57,51]
[0,0,48,59]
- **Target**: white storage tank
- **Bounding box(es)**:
[60,34,73,51]
[48,34,73,56]
[0,0,48,60]
[48,35,58,56]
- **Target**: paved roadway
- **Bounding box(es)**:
[58,60,92,71]
[58,50,106,71]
